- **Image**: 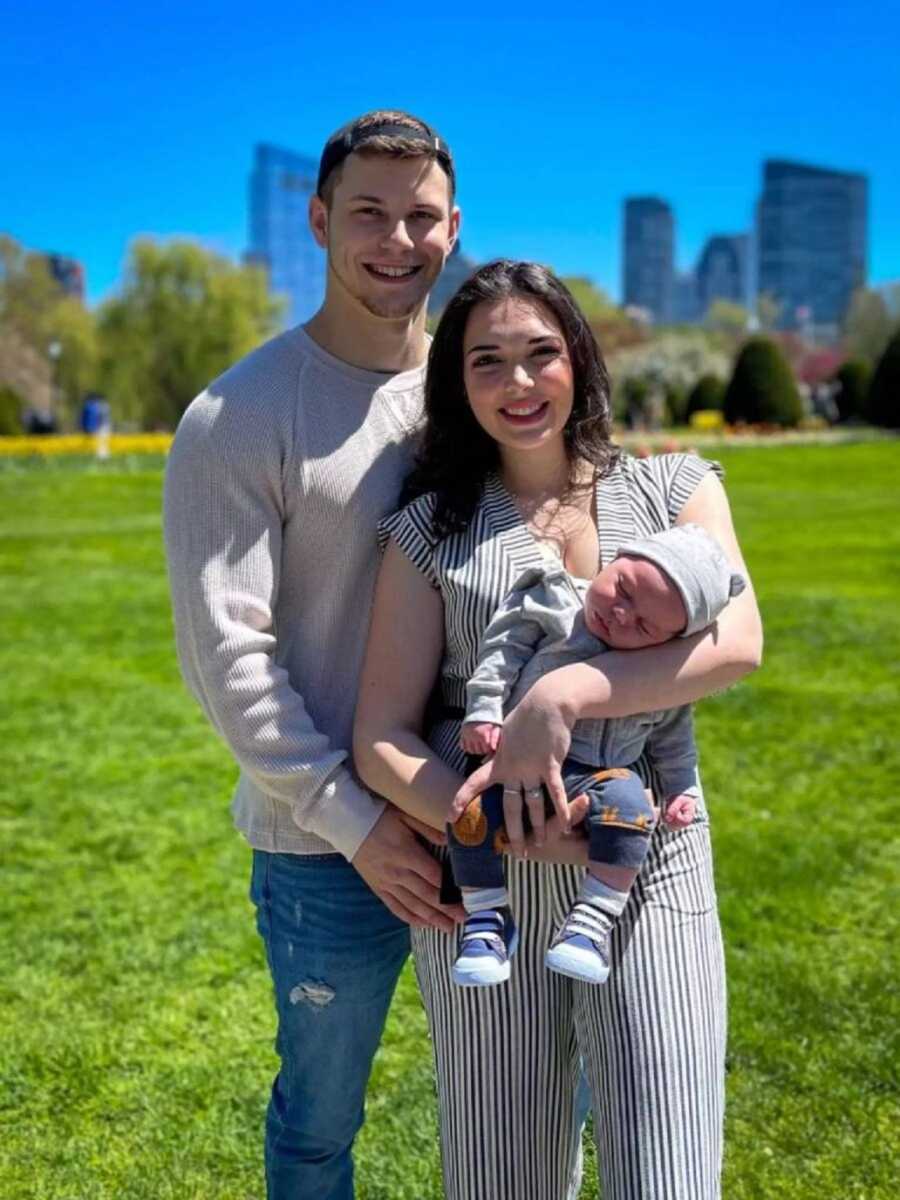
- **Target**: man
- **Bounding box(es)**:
[164,110,461,1199]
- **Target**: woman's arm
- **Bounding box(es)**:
[454,471,762,810]
[568,470,762,720]
[353,540,464,832]
[363,544,599,864]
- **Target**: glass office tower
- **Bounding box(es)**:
[756,159,867,330]
[622,197,675,323]
[248,143,326,325]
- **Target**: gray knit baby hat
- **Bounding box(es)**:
[615,523,747,637]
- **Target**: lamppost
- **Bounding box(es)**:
[47,339,62,428]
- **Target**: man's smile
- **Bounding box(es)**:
[363,263,423,281]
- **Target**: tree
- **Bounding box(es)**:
[686,374,725,419]
[610,330,731,428]
[843,288,896,365]
[0,384,25,434]
[97,239,286,429]
[832,359,870,422]
[755,292,782,333]
[705,300,750,335]
[723,337,803,426]
[867,330,900,428]
[0,234,98,424]
[559,277,619,321]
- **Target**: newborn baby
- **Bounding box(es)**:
[448,523,746,988]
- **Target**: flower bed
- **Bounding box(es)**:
[0,433,174,457]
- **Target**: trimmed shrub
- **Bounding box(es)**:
[0,386,25,435]
[686,374,725,419]
[619,376,649,427]
[867,331,900,429]
[833,360,871,422]
[664,384,688,427]
[723,337,803,427]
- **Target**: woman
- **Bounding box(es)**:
[353,261,762,1199]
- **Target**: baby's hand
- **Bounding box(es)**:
[459,722,502,756]
[664,792,697,829]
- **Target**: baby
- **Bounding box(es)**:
[448,523,746,987]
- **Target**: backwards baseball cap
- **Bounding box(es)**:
[317,112,455,198]
[615,524,747,638]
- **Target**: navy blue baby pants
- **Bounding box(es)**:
[448,758,656,890]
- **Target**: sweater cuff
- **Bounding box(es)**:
[293,768,386,861]
[465,694,505,726]
[658,774,700,800]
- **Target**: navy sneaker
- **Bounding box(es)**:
[545,901,612,985]
[452,907,519,987]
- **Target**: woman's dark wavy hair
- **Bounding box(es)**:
[402,260,619,538]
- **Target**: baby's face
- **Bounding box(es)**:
[584,555,687,649]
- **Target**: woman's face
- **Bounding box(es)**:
[461,295,574,457]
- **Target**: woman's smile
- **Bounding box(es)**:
[499,399,551,425]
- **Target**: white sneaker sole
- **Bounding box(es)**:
[452,931,520,987]
[545,943,610,985]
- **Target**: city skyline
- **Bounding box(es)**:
[3,3,898,308]
[17,147,882,323]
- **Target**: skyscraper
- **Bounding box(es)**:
[695,235,750,314]
[756,159,867,330]
[622,198,674,323]
[248,143,326,326]
[427,242,479,315]
[671,271,700,324]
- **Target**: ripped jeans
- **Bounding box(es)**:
[250,850,410,1200]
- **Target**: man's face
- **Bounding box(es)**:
[584,556,687,649]
[311,153,459,320]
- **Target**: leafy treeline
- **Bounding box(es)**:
[0,235,284,431]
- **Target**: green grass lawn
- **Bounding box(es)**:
[1,443,898,1199]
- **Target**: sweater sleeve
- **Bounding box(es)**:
[643,705,700,798]
[464,568,573,725]
[163,387,385,861]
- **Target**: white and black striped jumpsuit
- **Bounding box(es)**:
[380,453,727,1200]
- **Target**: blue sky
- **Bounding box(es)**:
[3,1,898,305]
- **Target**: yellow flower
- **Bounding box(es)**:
[0,434,175,458]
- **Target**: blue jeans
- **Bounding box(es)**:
[250,850,410,1200]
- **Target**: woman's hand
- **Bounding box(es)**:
[451,674,576,853]
[510,792,591,864]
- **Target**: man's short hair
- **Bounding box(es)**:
[317,109,456,205]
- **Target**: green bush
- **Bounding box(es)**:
[664,383,688,426]
[833,360,871,422]
[867,330,900,428]
[618,376,649,426]
[0,385,25,435]
[723,337,803,426]
[686,374,725,419]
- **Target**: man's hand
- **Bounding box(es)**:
[450,677,576,854]
[352,808,463,933]
[460,721,502,756]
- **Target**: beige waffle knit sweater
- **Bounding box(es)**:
[163,326,425,859]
